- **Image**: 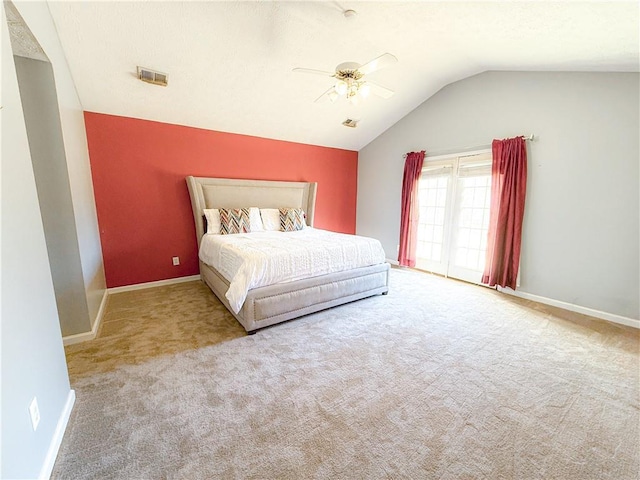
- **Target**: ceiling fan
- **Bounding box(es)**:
[293,53,398,104]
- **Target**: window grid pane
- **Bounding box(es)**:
[417,175,449,263]
[453,176,491,271]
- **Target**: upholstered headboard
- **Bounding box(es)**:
[186,176,318,247]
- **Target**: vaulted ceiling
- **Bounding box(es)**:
[47,1,639,151]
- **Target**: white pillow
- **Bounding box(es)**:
[204,209,221,234]
[260,208,281,231]
[249,207,264,232]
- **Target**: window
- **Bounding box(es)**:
[416,152,492,284]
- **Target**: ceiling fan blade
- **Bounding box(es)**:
[314,86,338,103]
[358,53,398,76]
[293,67,335,77]
[367,81,395,99]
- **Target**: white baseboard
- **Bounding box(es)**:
[107,274,201,294]
[39,389,75,480]
[386,258,400,266]
[497,287,639,329]
[62,290,108,346]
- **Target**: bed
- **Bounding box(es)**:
[186,176,390,333]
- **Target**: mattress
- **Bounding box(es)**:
[199,228,387,314]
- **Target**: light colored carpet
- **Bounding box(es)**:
[54,268,639,479]
[64,281,246,382]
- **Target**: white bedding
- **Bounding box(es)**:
[199,228,387,313]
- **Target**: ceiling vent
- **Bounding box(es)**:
[137,66,168,86]
[342,118,358,128]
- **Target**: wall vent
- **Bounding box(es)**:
[342,118,358,128]
[137,66,168,86]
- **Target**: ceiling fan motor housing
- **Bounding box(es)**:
[336,62,362,74]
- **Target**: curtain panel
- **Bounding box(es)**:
[482,136,527,289]
[398,151,425,267]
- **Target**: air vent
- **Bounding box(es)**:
[137,66,168,86]
[342,118,358,128]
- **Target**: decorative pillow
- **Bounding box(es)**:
[260,208,281,231]
[279,208,306,232]
[249,207,264,232]
[203,208,221,234]
[219,208,251,235]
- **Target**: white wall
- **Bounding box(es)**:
[14,1,106,331]
[357,71,639,321]
[14,55,92,336]
[1,3,72,477]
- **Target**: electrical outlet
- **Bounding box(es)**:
[172,256,180,266]
[29,397,40,431]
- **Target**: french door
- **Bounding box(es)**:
[415,151,492,284]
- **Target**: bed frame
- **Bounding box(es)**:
[186,176,390,333]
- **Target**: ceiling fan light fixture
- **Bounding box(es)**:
[328,91,339,103]
[335,80,348,95]
[359,83,371,98]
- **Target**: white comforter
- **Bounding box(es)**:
[199,228,386,314]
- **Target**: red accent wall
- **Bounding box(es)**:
[84,112,358,288]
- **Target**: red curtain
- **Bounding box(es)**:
[482,137,527,289]
[398,151,426,267]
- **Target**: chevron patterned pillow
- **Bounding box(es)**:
[219,208,251,235]
[279,208,306,232]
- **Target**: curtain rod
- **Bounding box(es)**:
[403,134,535,158]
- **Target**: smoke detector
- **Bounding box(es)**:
[343,9,357,18]
[137,66,168,86]
[342,118,358,128]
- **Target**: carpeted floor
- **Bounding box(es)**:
[53,268,639,479]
